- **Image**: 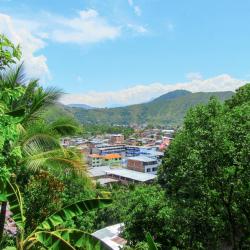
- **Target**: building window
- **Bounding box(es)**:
[147,168,151,172]
[152,167,157,171]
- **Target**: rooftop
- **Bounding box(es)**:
[103,153,122,160]
[88,166,122,178]
[89,154,102,158]
[106,168,156,182]
[96,178,119,185]
[127,156,157,162]
[92,223,126,250]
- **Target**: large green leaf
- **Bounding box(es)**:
[3,180,25,230]
[36,199,112,231]
[2,247,17,250]
[26,230,76,250]
[25,229,113,250]
[56,229,113,250]
[146,233,158,250]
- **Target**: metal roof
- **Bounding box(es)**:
[106,169,156,182]
[88,166,122,178]
[127,156,157,162]
[92,223,126,250]
[96,178,119,185]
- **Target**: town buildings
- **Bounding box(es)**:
[62,129,174,185]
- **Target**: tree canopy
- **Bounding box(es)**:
[158,83,250,249]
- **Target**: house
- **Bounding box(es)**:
[102,153,122,166]
[88,154,122,167]
[88,154,103,167]
[110,134,124,144]
[127,156,159,174]
[92,145,126,156]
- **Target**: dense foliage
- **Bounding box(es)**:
[0,34,21,70]
[92,85,250,250]
[82,124,134,138]
[158,84,250,249]
[0,34,111,249]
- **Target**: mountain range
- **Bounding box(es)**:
[45,90,234,127]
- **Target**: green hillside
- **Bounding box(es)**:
[62,90,233,126]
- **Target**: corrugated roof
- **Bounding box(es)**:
[89,154,102,158]
[106,169,156,182]
[103,154,121,160]
[127,156,156,162]
[92,223,126,250]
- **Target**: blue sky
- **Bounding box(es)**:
[0,0,249,106]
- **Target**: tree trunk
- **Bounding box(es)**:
[0,201,7,242]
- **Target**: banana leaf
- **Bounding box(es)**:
[2,180,25,230]
[27,230,76,250]
[36,199,112,231]
[25,229,113,250]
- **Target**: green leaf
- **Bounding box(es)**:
[55,229,112,250]
[0,193,7,202]
[1,179,25,230]
[2,247,17,250]
[36,199,112,231]
[146,232,158,250]
[6,108,25,118]
[28,231,76,250]
[25,229,113,250]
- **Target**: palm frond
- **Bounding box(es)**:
[22,87,62,124]
[0,63,26,91]
[21,133,60,156]
[49,117,81,136]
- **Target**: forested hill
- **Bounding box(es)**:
[47,90,234,126]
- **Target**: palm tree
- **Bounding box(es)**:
[0,64,87,242]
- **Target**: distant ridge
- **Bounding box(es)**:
[67,104,95,109]
[46,90,234,126]
[150,89,191,102]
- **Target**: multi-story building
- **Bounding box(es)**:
[110,134,124,144]
[88,153,122,167]
[127,156,159,174]
[102,153,122,166]
[125,145,140,157]
[92,145,126,156]
[88,154,103,167]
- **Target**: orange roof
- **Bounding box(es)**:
[103,153,121,160]
[89,154,102,158]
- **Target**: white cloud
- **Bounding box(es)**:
[127,23,147,33]
[0,13,50,81]
[134,6,142,16]
[0,9,121,80]
[49,9,121,44]
[60,74,246,107]
[128,0,142,16]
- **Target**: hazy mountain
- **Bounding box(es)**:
[63,90,234,126]
[67,104,95,109]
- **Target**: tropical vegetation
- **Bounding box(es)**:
[0,34,112,249]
